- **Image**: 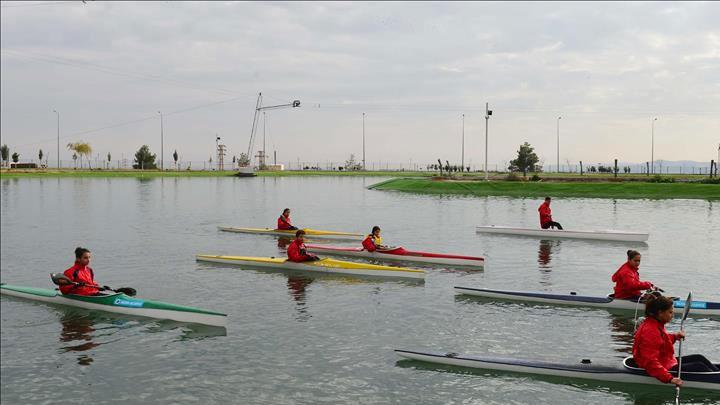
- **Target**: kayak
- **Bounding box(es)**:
[196,255,425,280]
[476,225,649,242]
[305,244,485,267]
[454,287,720,317]
[395,349,720,391]
[218,226,363,240]
[0,283,227,327]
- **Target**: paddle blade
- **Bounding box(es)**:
[115,287,137,297]
[50,273,73,286]
[681,292,692,321]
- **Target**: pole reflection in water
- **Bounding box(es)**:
[58,312,101,366]
[286,275,313,322]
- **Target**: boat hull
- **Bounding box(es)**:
[196,255,425,280]
[476,225,649,242]
[219,226,363,241]
[305,245,485,267]
[454,287,720,317]
[395,350,720,391]
[0,284,227,327]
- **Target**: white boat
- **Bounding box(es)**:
[454,287,720,317]
[305,244,485,267]
[395,349,719,391]
[476,225,649,242]
[218,226,364,241]
[196,255,425,280]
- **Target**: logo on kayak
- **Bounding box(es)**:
[114,298,144,308]
[674,300,706,309]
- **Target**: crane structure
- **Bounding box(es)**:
[240,92,300,175]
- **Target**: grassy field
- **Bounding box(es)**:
[368,178,720,200]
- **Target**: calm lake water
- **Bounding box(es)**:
[1,176,718,404]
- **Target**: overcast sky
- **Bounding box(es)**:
[1,1,719,168]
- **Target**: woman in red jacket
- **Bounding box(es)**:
[633,294,718,386]
[287,230,320,262]
[277,208,298,231]
[59,247,101,296]
[612,250,655,299]
[538,197,563,230]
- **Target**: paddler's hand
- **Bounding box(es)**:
[675,330,686,340]
[670,377,683,387]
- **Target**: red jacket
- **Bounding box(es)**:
[633,316,679,383]
[287,239,315,262]
[538,202,552,226]
[362,235,378,252]
[277,215,293,230]
[59,262,100,296]
[612,262,653,299]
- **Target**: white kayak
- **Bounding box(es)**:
[218,226,364,241]
[304,244,485,267]
[395,349,720,391]
[454,287,720,317]
[196,255,425,280]
[476,225,649,242]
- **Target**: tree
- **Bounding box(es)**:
[67,142,92,168]
[508,142,541,176]
[344,154,362,171]
[133,145,157,169]
[72,153,78,168]
[38,149,44,162]
[237,153,250,166]
[1,145,8,167]
[107,152,112,169]
[173,150,178,169]
[11,152,19,163]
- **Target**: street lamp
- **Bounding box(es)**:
[461,113,465,170]
[362,112,366,170]
[158,111,164,170]
[651,117,658,174]
[484,103,492,180]
[53,109,60,168]
[557,116,562,173]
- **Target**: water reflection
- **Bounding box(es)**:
[537,239,560,268]
[287,275,313,322]
[277,237,293,250]
[58,312,101,366]
[608,313,636,356]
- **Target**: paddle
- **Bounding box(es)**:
[675,291,692,405]
[50,273,137,296]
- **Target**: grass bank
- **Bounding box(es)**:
[0,169,434,178]
[368,178,720,200]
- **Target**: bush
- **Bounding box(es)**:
[647,175,675,183]
[530,174,542,182]
[695,177,720,184]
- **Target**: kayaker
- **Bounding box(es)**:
[59,247,101,296]
[287,230,320,262]
[277,208,298,231]
[633,294,719,386]
[612,250,656,300]
[538,197,563,230]
[362,226,388,252]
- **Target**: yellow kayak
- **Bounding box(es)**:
[196,255,425,280]
[218,227,364,240]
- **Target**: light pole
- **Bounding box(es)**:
[651,117,657,174]
[53,109,60,168]
[158,111,164,170]
[216,135,220,170]
[362,112,366,170]
[484,103,492,180]
[461,113,465,170]
[557,116,562,173]
[263,111,267,168]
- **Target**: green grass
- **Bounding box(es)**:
[368,178,720,200]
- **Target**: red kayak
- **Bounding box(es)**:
[305,244,485,267]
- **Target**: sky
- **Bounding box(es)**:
[1,1,719,168]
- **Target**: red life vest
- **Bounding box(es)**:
[362,235,378,252]
[538,202,552,226]
[59,263,100,296]
[277,215,293,230]
[611,262,653,299]
[287,239,314,262]
[633,316,679,383]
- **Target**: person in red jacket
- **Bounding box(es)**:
[612,250,655,299]
[277,208,298,231]
[633,294,718,386]
[287,230,320,262]
[362,226,388,252]
[538,197,563,230]
[59,247,101,296]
